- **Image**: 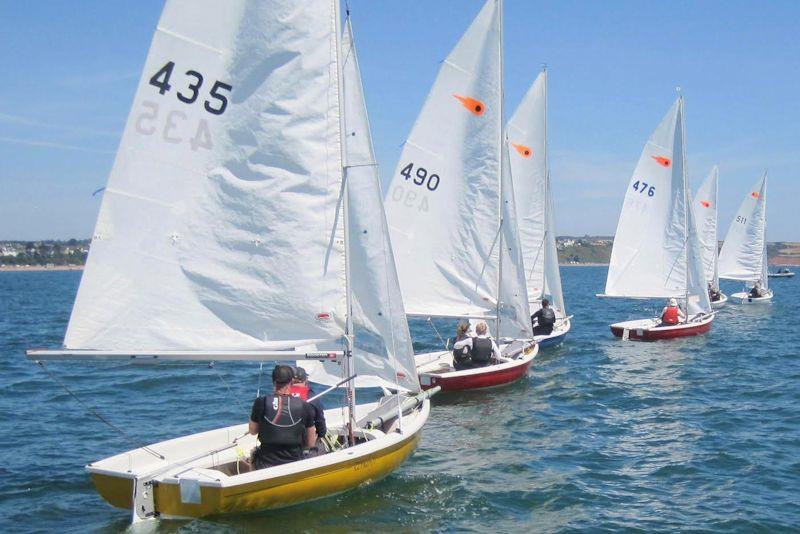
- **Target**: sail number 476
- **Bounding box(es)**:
[400,163,440,191]
[632,180,655,197]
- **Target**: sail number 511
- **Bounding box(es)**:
[632,180,655,197]
[400,163,440,191]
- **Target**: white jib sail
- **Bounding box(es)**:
[384,0,502,319]
[693,165,720,289]
[65,0,349,351]
[301,18,420,393]
[507,70,566,317]
[604,98,711,314]
[718,173,768,283]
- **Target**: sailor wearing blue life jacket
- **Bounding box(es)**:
[248,365,316,469]
[451,321,501,370]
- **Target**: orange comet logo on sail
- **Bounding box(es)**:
[453,94,485,116]
[751,191,760,199]
[700,200,711,208]
[512,143,532,158]
[651,156,671,167]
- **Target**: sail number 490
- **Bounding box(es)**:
[632,180,655,197]
[400,163,440,191]
[149,61,232,115]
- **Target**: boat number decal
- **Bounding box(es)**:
[736,216,747,225]
[632,180,655,197]
[353,458,376,471]
[400,163,440,191]
[135,100,214,151]
[149,61,233,116]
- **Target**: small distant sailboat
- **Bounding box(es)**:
[768,267,795,278]
[27,1,435,521]
[507,69,571,347]
[385,0,537,391]
[599,97,714,340]
[718,173,773,303]
[693,165,727,307]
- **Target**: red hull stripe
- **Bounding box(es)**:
[421,360,531,391]
[610,321,712,340]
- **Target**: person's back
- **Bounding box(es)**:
[470,336,494,364]
[532,299,556,335]
[249,365,315,469]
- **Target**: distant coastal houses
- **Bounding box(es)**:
[1,237,798,268]
[0,239,89,268]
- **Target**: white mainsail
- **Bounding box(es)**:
[59,0,417,391]
[384,0,502,320]
[384,0,530,337]
[507,70,566,316]
[302,18,419,392]
[604,98,711,315]
[718,173,768,284]
[693,165,720,289]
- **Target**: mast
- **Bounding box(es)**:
[495,0,504,335]
[542,65,549,303]
[334,0,356,444]
[679,94,689,320]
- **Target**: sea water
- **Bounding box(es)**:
[1,267,798,532]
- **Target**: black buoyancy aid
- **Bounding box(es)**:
[471,337,493,363]
[540,307,556,325]
[259,394,305,448]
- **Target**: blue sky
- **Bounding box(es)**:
[1,1,798,240]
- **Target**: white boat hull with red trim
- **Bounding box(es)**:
[610,313,714,341]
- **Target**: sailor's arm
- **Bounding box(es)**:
[491,340,502,359]
[453,337,473,350]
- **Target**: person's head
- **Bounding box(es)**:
[475,321,488,335]
[541,299,550,308]
[755,280,762,288]
[292,366,308,385]
[668,297,677,307]
[456,320,470,338]
[272,364,294,389]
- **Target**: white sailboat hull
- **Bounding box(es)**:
[730,290,773,304]
[710,292,728,309]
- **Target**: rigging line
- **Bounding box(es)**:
[208,362,247,413]
[35,361,165,460]
[426,317,448,350]
[256,362,264,398]
[476,222,503,293]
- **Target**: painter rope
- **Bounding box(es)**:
[36,361,165,460]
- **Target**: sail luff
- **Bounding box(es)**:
[495,0,504,334]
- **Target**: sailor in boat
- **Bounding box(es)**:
[708,283,722,303]
[249,365,317,469]
[290,366,327,454]
[749,280,766,298]
[659,297,685,326]
[451,320,474,371]
[530,298,556,336]
[451,321,501,369]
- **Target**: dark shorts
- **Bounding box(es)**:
[252,446,303,469]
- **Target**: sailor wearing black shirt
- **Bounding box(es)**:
[249,365,316,469]
[531,298,556,336]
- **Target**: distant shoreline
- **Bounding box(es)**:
[0,265,84,272]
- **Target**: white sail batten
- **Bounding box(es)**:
[507,70,566,316]
[384,0,502,319]
[718,174,768,283]
[693,166,720,289]
[301,19,420,393]
[605,98,710,314]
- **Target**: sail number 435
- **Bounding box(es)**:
[149,61,232,115]
[400,163,440,191]
[632,180,655,197]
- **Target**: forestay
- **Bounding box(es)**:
[65,0,346,352]
[693,166,720,289]
[718,174,768,283]
[301,19,419,392]
[604,98,710,315]
[507,71,566,316]
[384,0,502,319]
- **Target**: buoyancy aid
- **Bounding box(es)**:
[539,307,556,325]
[289,383,310,400]
[259,394,305,448]
[662,306,679,325]
[471,337,493,363]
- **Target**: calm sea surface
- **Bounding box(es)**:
[1,267,799,533]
